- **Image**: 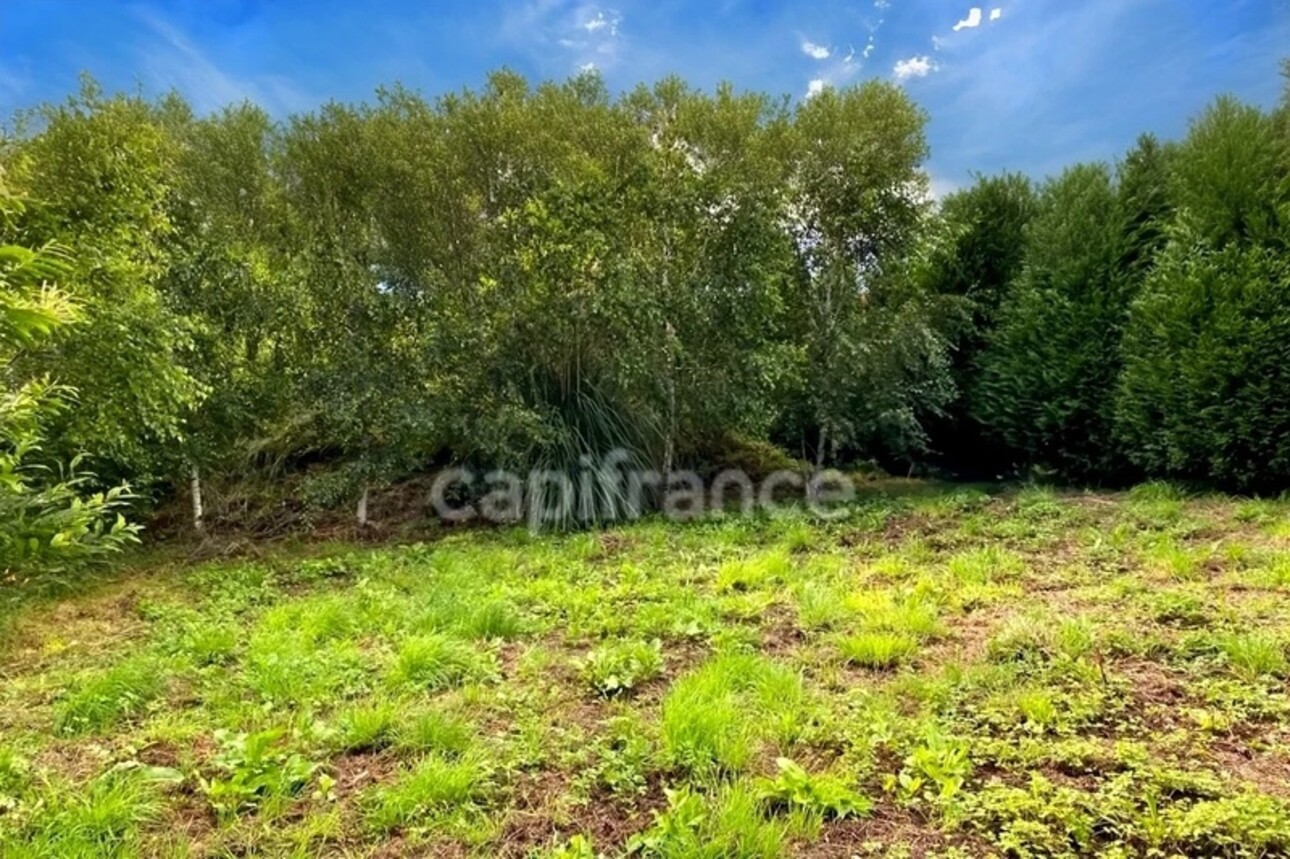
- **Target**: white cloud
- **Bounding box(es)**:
[990,8,1003,21]
[583,11,611,31]
[806,78,826,98]
[953,7,984,31]
[893,56,939,81]
[801,40,831,60]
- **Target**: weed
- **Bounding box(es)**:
[580,714,654,798]
[628,784,789,858]
[199,729,321,819]
[579,639,664,697]
[893,728,972,805]
[757,757,870,819]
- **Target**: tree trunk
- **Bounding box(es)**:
[662,319,676,480]
[357,484,369,527]
[190,463,205,534]
[815,425,829,470]
[810,425,829,503]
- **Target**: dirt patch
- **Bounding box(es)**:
[496,769,665,858]
[1208,735,1290,799]
[794,802,990,857]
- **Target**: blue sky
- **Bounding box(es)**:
[2,0,1287,193]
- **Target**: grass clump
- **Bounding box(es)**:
[335,701,398,753]
[1,770,165,857]
[1217,632,1287,679]
[390,634,493,690]
[461,600,523,640]
[54,659,165,735]
[838,631,919,669]
[394,709,475,757]
[363,753,491,834]
[661,653,804,777]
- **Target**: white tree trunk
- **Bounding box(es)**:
[190,463,205,534]
[356,484,369,527]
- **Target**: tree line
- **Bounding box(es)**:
[0,66,1286,563]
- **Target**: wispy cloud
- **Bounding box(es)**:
[132,7,309,114]
[0,62,30,105]
[801,0,887,98]
[503,1,625,72]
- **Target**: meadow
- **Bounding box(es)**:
[2,481,1290,858]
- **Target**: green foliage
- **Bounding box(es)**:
[0,179,140,577]
[0,67,1283,528]
[1116,100,1290,492]
[578,639,665,697]
[9,82,203,480]
[198,728,321,819]
[920,172,1037,474]
[756,757,870,819]
[974,163,1137,480]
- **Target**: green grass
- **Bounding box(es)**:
[53,658,166,734]
[4,482,1290,856]
[362,753,492,834]
[838,631,919,668]
[389,633,494,690]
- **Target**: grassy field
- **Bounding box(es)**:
[2,482,1290,857]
